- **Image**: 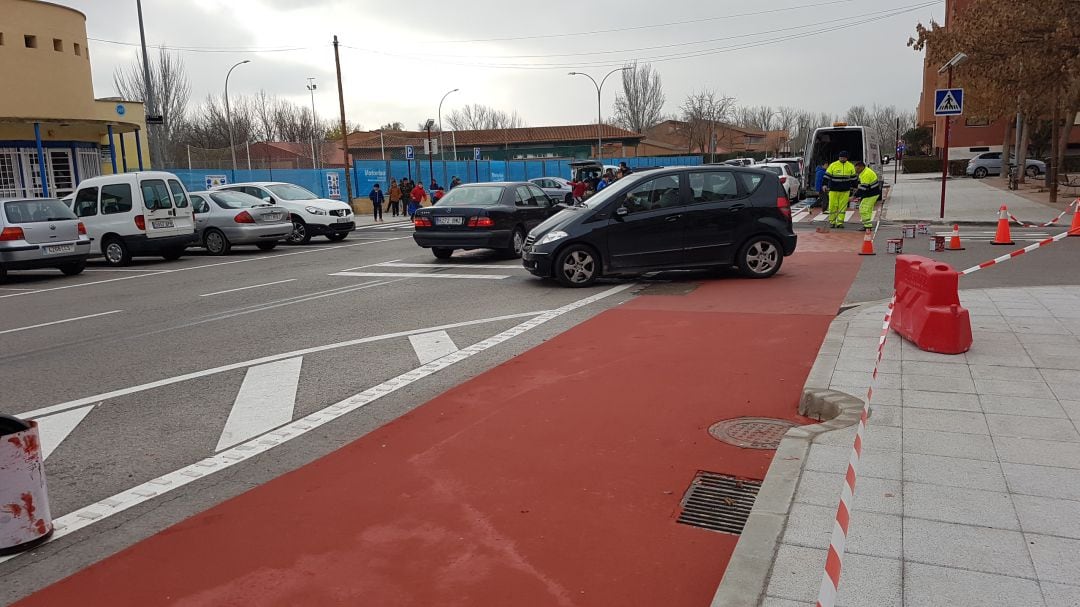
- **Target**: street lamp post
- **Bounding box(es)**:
[306,78,318,169]
[225,59,250,172]
[569,67,630,163]
[937,52,969,219]
[438,88,459,187]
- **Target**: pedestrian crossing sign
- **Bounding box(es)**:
[934,88,964,116]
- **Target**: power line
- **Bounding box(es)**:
[87,37,313,54]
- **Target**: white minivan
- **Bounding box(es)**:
[70,171,197,266]
[802,123,882,181]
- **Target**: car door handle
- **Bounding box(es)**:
[728,204,747,211]
[665,214,682,222]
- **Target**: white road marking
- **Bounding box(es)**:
[18,310,552,420]
[215,357,303,451]
[0,287,35,291]
[331,271,510,280]
[82,269,169,273]
[200,279,297,298]
[0,237,408,301]
[0,310,123,336]
[377,262,523,270]
[35,404,96,460]
[0,283,633,564]
[409,330,459,365]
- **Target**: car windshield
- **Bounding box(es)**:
[210,191,264,209]
[266,184,318,200]
[759,166,783,175]
[435,186,504,207]
[4,199,77,223]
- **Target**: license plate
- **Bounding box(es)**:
[336,216,351,223]
[266,213,282,221]
[151,219,174,229]
[44,244,75,255]
[435,216,463,225]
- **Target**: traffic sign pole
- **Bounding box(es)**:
[934,85,964,219]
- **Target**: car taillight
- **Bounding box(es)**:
[468,216,494,228]
[777,195,791,218]
[413,216,432,228]
[134,215,145,230]
[234,210,255,224]
[77,222,87,235]
[780,176,787,184]
[0,226,25,241]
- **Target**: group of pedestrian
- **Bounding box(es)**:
[820,150,881,230]
[369,175,466,222]
[568,161,634,203]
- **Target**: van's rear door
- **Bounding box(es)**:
[166,178,196,236]
[138,177,185,239]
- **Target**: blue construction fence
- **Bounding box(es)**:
[167,155,702,200]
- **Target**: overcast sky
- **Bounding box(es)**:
[62,0,945,130]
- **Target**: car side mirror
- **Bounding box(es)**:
[615,206,628,218]
[263,196,273,203]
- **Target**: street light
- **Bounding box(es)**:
[224,59,250,172]
[569,67,630,163]
[306,78,318,169]
[438,88,459,186]
[424,118,436,187]
[937,52,969,218]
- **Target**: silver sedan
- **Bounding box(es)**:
[0,197,92,282]
[189,190,293,255]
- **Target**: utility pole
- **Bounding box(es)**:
[135,0,159,167]
[894,117,899,184]
[425,120,435,187]
[332,35,353,203]
[306,78,318,169]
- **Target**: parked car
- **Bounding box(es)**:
[770,156,806,196]
[724,158,756,166]
[412,182,558,259]
[522,166,796,287]
[215,182,354,244]
[966,152,1044,178]
[70,171,196,266]
[0,197,93,282]
[755,162,802,202]
[188,190,293,255]
[529,177,575,204]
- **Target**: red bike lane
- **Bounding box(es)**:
[16,233,862,607]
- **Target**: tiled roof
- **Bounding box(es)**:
[341,124,644,149]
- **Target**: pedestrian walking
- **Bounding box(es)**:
[852,161,882,230]
[822,151,857,228]
[596,172,610,192]
[618,161,632,176]
[388,178,402,217]
[408,181,426,218]
[450,176,462,190]
[570,178,586,203]
[368,183,385,222]
[811,161,827,208]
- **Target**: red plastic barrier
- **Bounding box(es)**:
[891,255,972,354]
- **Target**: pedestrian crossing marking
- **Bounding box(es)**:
[409,330,459,365]
[36,404,96,460]
[215,357,303,452]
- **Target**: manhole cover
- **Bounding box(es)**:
[708,417,798,449]
[676,471,762,534]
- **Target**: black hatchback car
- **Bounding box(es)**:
[522,166,797,287]
[412,182,558,259]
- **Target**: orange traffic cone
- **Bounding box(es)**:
[859,229,876,255]
[946,224,965,250]
[1069,199,1080,237]
[991,205,1015,245]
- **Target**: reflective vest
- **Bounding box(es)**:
[855,167,882,198]
[824,160,857,191]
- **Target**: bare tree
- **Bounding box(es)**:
[445,104,526,130]
[380,122,405,131]
[867,104,916,148]
[612,62,665,134]
[681,90,736,162]
[844,105,873,127]
[113,48,191,166]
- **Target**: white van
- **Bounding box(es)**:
[70,171,197,266]
[802,124,882,182]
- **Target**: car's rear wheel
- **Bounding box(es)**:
[503,227,526,258]
[554,244,600,287]
[257,242,278,251]
[0,266,7,284]
[287,219,311,245]
[432,247,454,259]
[1025,165,1040,178]
[204,229,231,255]
[59,261,86,276]
[973,167,988,178]
[736,235,783,279]
[103,237,131,266]
[162,248,184,261]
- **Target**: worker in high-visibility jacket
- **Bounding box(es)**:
[852,161,882,230]
[821,151,857,228]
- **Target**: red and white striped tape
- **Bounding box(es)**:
[815,297,896,607]
[1008,199,1078,228]
[960,229,1074,275]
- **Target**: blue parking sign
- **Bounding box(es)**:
[473,147,481,161]
[405,145,414,160]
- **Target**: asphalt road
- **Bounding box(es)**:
[0,220,641,603]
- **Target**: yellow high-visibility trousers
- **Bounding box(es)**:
[828,191,849,227]
[859,195,879,229]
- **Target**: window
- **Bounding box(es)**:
[190,195,211,214]
[528,185,549,206]
[738,173,765,193]
[73,42,81,56]
[969,147,991,153]
[210,191,261,209]
[53,38,62,52]
[24,35,37,48]
[688,171,740,203]
[265,184,317,200]
[101,184,133,215]
[140,179,173,210]
[515,186,534,206]
[965,117,990,127]
[4,199,76,224]
[624,174,681,213]
[0,33,5,46]
[167,179,189,208]
[982,152,1002,160]
[437,186,504,207]
[73,187,99,217]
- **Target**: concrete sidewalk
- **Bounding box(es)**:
[750,286,1080,606]
[884,174,1061,224]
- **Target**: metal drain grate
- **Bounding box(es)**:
[676,471,762,534]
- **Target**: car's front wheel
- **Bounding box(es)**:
[736,235,783,279]
[326,232,348,242]
[973,167,988,178]
[432,247,454,259]
[554,244,600,287]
